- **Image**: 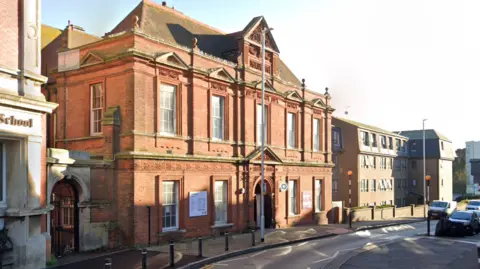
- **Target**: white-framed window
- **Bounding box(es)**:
[256,104,268,145]
[360,179,369,192]
[315,180,322,212]
[371,133,377,147]
[361,131,370,146]
[380,135,387,149]
[402,141,407,152]
[370,156,376,169]
[360,155,369,168]
[380,158,387,169]
[287,112,296,148]
[162,181,178,231]
[288,180,297,215]
[90,83,103,135]
[160,84,176,135]
[441,141,444,151]
[389,179,393,190]
[313,118,320,152]
[388,137,393,150]
[212,96,225,140]
[395,138,401,151]
[379,179,386,191]
[371,179,376,192]
[214,181,228,224]
[332,178,338,193]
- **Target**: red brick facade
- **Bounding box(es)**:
[43,0,334,247]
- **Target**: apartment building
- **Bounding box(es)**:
[466,141,480,194]
[397,130,454,203]
[332,118,408,207]
[40,0,335,251]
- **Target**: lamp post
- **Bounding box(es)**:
[260,26,273,243]
[348,170,353,228]
[422,119,427,218]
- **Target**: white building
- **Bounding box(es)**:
[466,141,480,194]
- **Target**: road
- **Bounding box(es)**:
[206,221,439,269]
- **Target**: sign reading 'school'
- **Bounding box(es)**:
[0,114,33,128]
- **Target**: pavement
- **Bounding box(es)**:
[44,218,427,269]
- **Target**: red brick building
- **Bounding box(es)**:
[42,0,334,249]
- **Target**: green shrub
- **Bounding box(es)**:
[46,257,57,267]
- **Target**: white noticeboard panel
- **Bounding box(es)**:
[189,191,208,217]
[303,191,312,209]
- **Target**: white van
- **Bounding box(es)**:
[428,200,457,218]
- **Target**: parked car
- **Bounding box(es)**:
[428,200,457,219]
[466,200,480,211]
[446,211,480,236]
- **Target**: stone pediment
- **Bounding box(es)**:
[208,67,235,83]
[284,90,303,102]
[155,52,189,70]
[312,98,326,108]
[247,146,282,164]
[80,52,104,67]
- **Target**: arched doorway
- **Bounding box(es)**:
[254,181,273,229]
[50,180,79,257]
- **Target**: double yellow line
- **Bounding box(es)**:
[201,265,214,269]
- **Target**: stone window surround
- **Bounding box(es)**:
[286,176,300,217]
[159,176,184,232]
[210,176,233,226]
[285,106,299,150]
[255,101,271,145]
[89,80,104,136]
[208,85,230,141]
[157,77,183,137]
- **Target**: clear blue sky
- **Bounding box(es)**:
[43,0,480,150]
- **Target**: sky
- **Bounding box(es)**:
[42,0,480,150]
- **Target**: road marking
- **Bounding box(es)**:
[251,250,267,257]
[313,251,339,263]
[212,264,228,267]
[273,246,292,257]
[385,235,402,240]
[297,242,309,247]
[222,256,249,263]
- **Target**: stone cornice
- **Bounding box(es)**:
[0,93,58,113]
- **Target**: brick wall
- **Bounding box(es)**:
[0,0,19,69]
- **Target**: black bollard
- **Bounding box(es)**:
[251,230,255,246]
[427,213,431,236]
[198,237,203,257]
[169,241,175,267]
[104,258,112,269]
[142,249,147,269]
[225,232,229,251]
[147,206,151,247]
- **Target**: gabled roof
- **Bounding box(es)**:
[334,117,407,138]
[394,129,451,142]
[109,0,302,87]
[241,16,280,53]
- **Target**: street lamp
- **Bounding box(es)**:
[260,26,273,243]
[422,119,427,218]
[347,170,353,228]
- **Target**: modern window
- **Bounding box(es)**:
[371,179,376,192]
[313,118,320,152]
[395,160,401,170]
[160,84,176,135]
[214,181,228,224]
[412,179,417,187]
[333,127,342,149]
[256,104,268,145]
[411,142,417,152]
[360,131,369,146]
[388,137,393,150]
[412,160,417,170]
[387,158,393,169]
[379,179,385,191]
[360,180,367,192]
[380,158,386,169]
[360,155,368,168]
[371,133,377,147]
[162,181,178,230]
[389,179,393,190]
[332,178,338,193]
[287,113,296,148]
[401,141,407,152]
[289,180,298,215]
[441,141,444,150]
[395,138,401,151]
[401,160,407,170]
[380,135,387,149]
[370,156,376,169]
[90,83,103,134]
[315,180,322,212]
[212,96,225,140]
[441,178,444,187]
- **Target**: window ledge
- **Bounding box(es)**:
[211,223,234,229]
[287,214,301,219]
[159,229,186,234]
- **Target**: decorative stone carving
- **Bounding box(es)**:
[192,37,198,49]
[211,83,227,92]
[250,26,273,49]
[286,102,298,109]
[313,109,323,115]
[249,45,260,57]
[159,69,180,79]
[132,15,140,29]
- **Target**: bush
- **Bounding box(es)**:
[46,257,57,267]
[377,204,394,209]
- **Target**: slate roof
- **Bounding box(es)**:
[394,129,451,142]
[109,0,301,86]
[334,117,407,138]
